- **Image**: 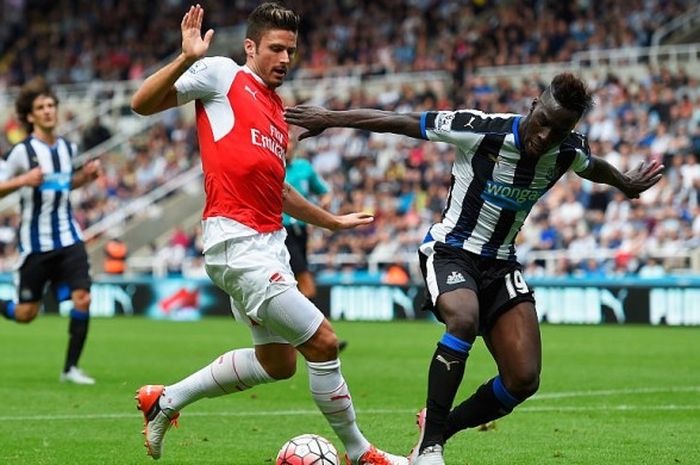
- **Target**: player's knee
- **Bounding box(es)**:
[505,370,540,399]
[14,304,39,323]
[443,311,479,342]
[266,361,297,380]
[314,331,340,360]
[72,292,91,310]
[15,312,37,323]
[303,327,339,361]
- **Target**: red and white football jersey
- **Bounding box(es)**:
[175,57,288,250]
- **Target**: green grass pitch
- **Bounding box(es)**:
[0,316,698,464]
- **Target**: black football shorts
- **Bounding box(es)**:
[418,241,535,334]
[16,242,92,303]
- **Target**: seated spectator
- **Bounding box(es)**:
[383,263,410,285]
[82,117,112,151]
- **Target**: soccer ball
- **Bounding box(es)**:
[276,434,340,465]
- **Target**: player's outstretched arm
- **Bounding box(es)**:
[0,167,43,198]
[578,156,664,199]
[131,4,214,115]
[284,106,423,140]
[282,183,373,231]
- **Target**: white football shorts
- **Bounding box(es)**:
[204,229,323,346]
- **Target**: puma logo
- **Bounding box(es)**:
[245,85,258,100]
[436,354,461,371]
[464,116,476,129]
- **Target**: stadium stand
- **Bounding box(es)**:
[1,0,695,86]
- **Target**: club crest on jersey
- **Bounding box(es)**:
[482,180,544,211]
[435,112,456,132]
[446,271,466,285]
[545,165,564,182]
[188,60,208,74]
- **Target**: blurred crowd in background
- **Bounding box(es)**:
[0,116,200,271]
[0,0,699,280]
[0,0,693,87]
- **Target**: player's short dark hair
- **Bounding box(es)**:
[16,77,58,132]
[549,73,594,117]
[246,2,299,45]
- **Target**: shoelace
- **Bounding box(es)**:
[158,408,180,428]
[357,447,395,465]
[146,399,180,428]
[420,445,442,455]
[165,413,180,428]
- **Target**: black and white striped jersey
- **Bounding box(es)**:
[0,136,82,256]
[419,109,591,261]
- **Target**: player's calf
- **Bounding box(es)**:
[255,344,297,380]
[444,375,529,441]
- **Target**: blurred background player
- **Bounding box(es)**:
[130,4,406,464]
[284,142,331,302]
[0,77,102,384]
[285,73,664,465]
[284,143,348,351]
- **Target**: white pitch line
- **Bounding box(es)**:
[532,385,700,400]
[0,405,699,422]
[0,386,697,422]
[521,404,700,412]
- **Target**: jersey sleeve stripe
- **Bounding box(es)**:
[511,116,522,150]
[420,112,429,139]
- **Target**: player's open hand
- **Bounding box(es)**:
[22,167,43,187]
[284,106,332,140]
[181,4,214,62]
[331,212,374,231]
[82,159,103,181]
[621,159,664,199]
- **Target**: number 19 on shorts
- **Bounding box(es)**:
[504,270,530,299]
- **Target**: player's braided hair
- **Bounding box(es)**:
[246,2,299,45]
[15,77,59,133]
[549,73,594,117]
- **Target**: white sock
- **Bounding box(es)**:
[307,359,370,460]
[161,348,274,412]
